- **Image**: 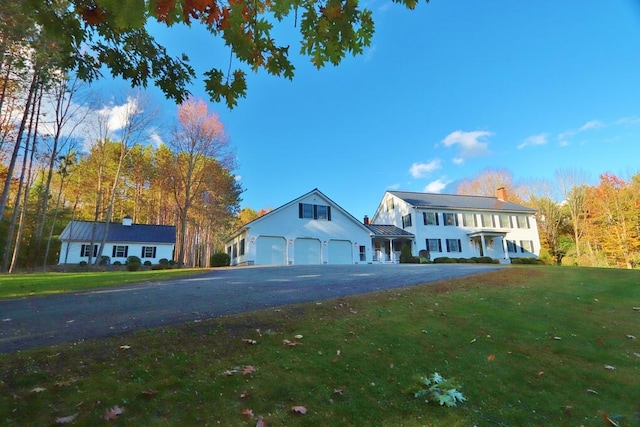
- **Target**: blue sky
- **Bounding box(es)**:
[105,0,640,222]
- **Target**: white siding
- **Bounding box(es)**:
[58,242,174,265]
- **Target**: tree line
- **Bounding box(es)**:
[457,168,640,269]
[1,13,241,271]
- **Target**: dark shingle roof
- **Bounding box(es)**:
[366,224,414,237]
[388,191,536,213]
[59,220,176,244]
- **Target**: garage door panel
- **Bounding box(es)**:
[328,240,352,264]
[294,238,321,265]
[255,236,286,265]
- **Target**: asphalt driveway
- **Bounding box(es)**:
[0,263,502,354]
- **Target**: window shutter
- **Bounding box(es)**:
[446,239,450,252]
[457,239,462,252]
[81,245,85,256]
[455,215,459,226]
[124,246,129,257]
[438,240,442,252]
[112,246,116,257]
[153,247,157,258]
[141,247,146,257]
[298,203,303,218]
[313,204,318,219]
[327,206,331,221]
[520,241,525,253]
[93,245,98,257]
[435,213,439,226]
[423,212,427,225]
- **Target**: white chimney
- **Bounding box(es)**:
[122,215,133,226]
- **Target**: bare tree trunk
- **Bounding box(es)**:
[0,72,37,220]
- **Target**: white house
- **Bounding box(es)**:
[58,216,176,265]
[370,188,540,263]
[226,189,374,266]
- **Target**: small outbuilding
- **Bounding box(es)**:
[58,216,176,265]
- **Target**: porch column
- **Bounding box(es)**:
[501,237,509,261]
[480,233,488,257]
[389,238,395,263]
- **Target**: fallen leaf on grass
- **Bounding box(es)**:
[242,408,254,419]
[291,405,307,414]
[537,371,544,376]
[31,387,46,393]
[282,339,301,347]
[55,413,78,424]
[103,405,125,420]
[242,365,256,375]
[140,389,157,396]
[486,354,495,362]
[626,334,636,339]
[333,389,344,395]
[604,365,616,370]
[242,338,258,345]
[240,391,250,398]
[553,336,562,340]
[294,334,303,339]
[256,415,267,427]
[222,367,239,376]
[633,353,640,358]
[587,389,598,394]
[119,345,131,350]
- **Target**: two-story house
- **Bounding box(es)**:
[370,188,540,263]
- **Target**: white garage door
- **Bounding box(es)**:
[328,239,352,264]
[255,236,287,265]
[294,238,322,265]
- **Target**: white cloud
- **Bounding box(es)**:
[364,45,377,62]
[149,131,164,147]
[97,97,140,132]
[409,159,441,178]
[441,130,492,160]
[452,157,464,165]
[615,116,640,126]
[517,133,548,149]
[557,119,603,146]
[423,177,451,193]
[386,183,401,190]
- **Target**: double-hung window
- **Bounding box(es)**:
[462,213,476,227]
[81,244,97,257]
[498,214,512,228]
[141,246,157,258]
[506,240,517,253]
[516,216,530,229]
[443,213,458,226]
[481,214,495,227]
[446,239,462,253]
[520,240,534,253]
[426,238,442,252]
[423,212,439,226]
[402,213,412,228]
[112,245,128,258]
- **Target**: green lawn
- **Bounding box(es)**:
[1,266,639,426]
[0,269,207,299]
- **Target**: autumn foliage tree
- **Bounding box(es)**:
[16,0,428,107]
[166,97,238,267]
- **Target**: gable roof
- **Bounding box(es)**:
[59,220,176,244]
[365,224,414,238]
[233,188,372,236]
[388,191,536,213]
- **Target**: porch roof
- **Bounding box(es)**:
[467,230,508,238]
[366,224,414,238]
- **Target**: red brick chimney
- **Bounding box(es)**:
[497,187,507,201]
[363,215,370,225]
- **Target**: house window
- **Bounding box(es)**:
[239,239,245,256]
[402,213,412,228]
[481,214,494,228]
[499,214,512,228]
[81,244,97,257]
[227,245,232,257]
[298,203,331,221]
[426,238,442,252]
[443,213,458,226]
[446,239,462,253]
[141,246,157,258]
[359,246,366,261]
[507,240,517,253]
[516,216,530,229]
[232,243,238,258]
[462,213,476,227]
[386,198,394,211]
[423,212,439,226]
[112,245,128,258]
[520,240,534,253]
